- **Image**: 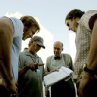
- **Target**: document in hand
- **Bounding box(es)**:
[44,66,73,87]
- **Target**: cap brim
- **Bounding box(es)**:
[37,42,45,49]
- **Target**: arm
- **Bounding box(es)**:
[67,54,74,71]
[44,57,51,75]
[44,56,57,75]
[19,65,30,77]
[87,19,97,71]
[78,14,97,97]
[63,54,74,71]
[0,20,14,87]
[19,63,44,77]
[0,18,17,95]
[19,53,44,77]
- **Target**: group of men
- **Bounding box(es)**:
[0,9,97,97]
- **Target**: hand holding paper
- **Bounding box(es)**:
[44,66,73,87]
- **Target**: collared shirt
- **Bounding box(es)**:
[19,50,44,97]
[74,10,97,79]
[19,50,44,80]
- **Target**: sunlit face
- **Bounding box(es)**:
[65,19,78,32]
[23,26,38,40]
[54,43,63,57]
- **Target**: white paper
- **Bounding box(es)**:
[44,66,73,87]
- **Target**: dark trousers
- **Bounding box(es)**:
[46,90,50,97]
[51,79,76,97]
[0,85,10,97]
[76,77,97,97]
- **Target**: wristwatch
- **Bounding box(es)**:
[84,64,97,75]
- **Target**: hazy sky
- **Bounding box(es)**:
[0,0,97,62]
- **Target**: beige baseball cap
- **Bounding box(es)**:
[29,36,45,49]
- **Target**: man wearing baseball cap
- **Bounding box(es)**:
[29,36,45,49]
[18,36,45,97]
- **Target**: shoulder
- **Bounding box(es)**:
[19,51,27,66]
[10,17,24,37]
[81,10,97,19]
[37,55,43,61]
[19,50,29,59]
[62,53,72,62]
[0,16,14,32]
[62,53,71,58]
[19,50,26,55]
[10,17,23,25]
[80,10,97,30]
[46,55,53,60]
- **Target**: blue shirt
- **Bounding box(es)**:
[10,17,24,81]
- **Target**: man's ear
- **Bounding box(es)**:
[62,48,63,51]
